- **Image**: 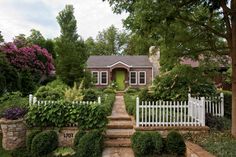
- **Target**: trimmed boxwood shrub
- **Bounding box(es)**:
[103,88,115,94]
[74,130,86,147]
[131,131,163,157]
[83,89,98,101]
[166,131,186,155]
[76,130,103,157]
[31,130,58,157]
[26,130,41,152]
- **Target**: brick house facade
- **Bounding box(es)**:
[86,55,157,90]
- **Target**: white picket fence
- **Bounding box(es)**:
[29,94,101,106]
[136,93,224,127]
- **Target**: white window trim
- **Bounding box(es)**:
[138,71,146,85]
[129,71,137,85]
[92,71,99,85]
[100,71,108,85]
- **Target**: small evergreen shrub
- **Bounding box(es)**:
[26,130,41,152]
[126,88,138,94]
[76,130,103,157]
[74,130,86,147]
[206,113,225,131]
[124,93,136,115]
[83,89,98,101]
[150,132,163,154]
[31,130,58,157]
[138,88,153,101]
[166,131,186,155]
[131,132,153,157]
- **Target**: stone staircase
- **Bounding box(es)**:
[104,115,134,147]
[102,95,135,157]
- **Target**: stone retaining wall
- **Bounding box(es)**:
[0,118,26,150]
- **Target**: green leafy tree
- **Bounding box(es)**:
[0,31,4,43]
[55,5,87,86]
[105,0,236,137]
[27,29,56,59]
[85,25,128,55]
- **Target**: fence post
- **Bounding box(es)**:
[136,97,140,127]
[33,96,37,105]
[188,93,192,117]
[29,94,33,106]
[220,93,224,117]
[98,96,101,104]
[201,97,205,126]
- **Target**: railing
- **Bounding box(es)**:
[136,93,224,127]
[29,94,101,106]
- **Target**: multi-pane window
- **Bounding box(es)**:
[100,71,108,85]
[139,71,146,85]
[92,71,99,84]
[130,71,137,84]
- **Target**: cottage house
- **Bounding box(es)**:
[86,52,160,90]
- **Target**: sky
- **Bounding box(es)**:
[0,0,128,42]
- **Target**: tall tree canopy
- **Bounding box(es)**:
[55,5,87,86]
[85,25,128,55]
[105,0,236,137]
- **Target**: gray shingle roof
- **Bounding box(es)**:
[87,55,153,67]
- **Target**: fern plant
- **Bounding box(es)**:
[64,80,84,101]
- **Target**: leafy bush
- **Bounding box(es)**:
[103,88,115,94]
[64,81,84,101]
[26,130,41,152]
[166,131,186,155]
[222,90,232,119]
[154,65,217,100]
[0,91,27,117]
[26,101,108,129]
[31,130,58,157]
[76,130,103,157]
[35,79,67,100]
[83,89,98,101]
[206,113,224,131]
[139,88,154,101]
[2,107,27,120]
[131,131,163,156]
[126,87,138,94]
[74,130,86,147]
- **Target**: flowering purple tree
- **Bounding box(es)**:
[0,42,55,76]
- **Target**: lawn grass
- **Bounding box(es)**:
[184,131,236,157]
[0,134,11,157]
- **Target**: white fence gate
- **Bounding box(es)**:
[29,94,101,106]
[136,93,224,127]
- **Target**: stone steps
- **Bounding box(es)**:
[107,121,133,129]
[107,116,132,121]
[105,129,134,138]
[104,138,131,147]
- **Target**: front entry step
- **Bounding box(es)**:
[107,116,132,121]
[105,129,134,138]
[104,138,131,147]
[107,121,133,129]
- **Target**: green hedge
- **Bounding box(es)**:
[101,93,116,116]
[124,93,137,116]
[222,90,232,119]
[26,130,41,152]
[76,130,103,157]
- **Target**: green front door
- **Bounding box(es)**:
[115,70,125,91]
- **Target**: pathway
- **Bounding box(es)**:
[102,95,135,157]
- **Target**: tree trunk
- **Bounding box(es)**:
[231,0,236,138]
